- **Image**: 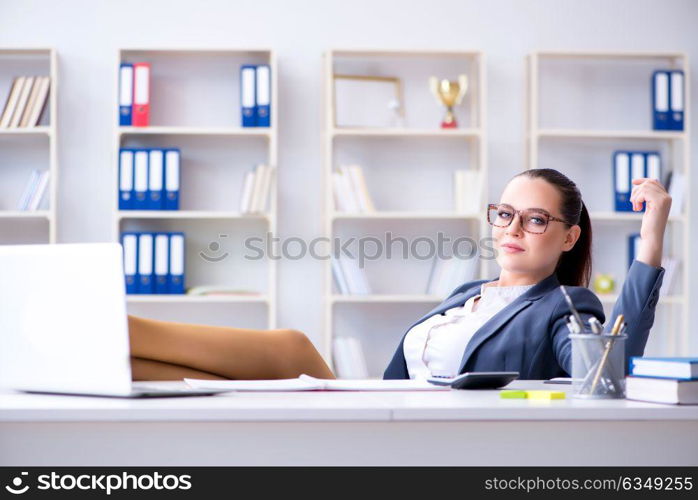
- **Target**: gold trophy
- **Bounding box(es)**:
[429,75,468,128]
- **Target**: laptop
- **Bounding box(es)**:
[0,242,230,398]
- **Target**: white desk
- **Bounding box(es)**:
[1,381,697,466]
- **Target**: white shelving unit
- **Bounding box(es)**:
[323,49,487,376]
[113,48,277,329]
[0,48,58,244]
[526,50,690,355]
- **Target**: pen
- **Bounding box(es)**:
[588,317,603,335]
[560,286,585,331]
[589,313,624,394]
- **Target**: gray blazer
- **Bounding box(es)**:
[383,260,664,380]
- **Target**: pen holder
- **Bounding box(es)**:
[569,333,627,399]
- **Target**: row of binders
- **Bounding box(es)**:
[240,164,275,214]
[652,70,684,131]
[613,150,685,217]
[118,63,150,126]
[0,76,50,128]
[17,169,50,211]
[121,232,185,294]
[613,150,661,212]
[241,65,271,127]
[119,148,180,210]
[627,233,679,296]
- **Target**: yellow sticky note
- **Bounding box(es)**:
[525,390,565,400]
[500,390,528,399]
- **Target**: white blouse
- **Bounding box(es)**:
[403,281,536,380]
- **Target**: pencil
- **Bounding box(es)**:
[589,314,624,394]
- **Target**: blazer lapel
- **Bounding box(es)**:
[409,286,483,330]
[457,272,561,373]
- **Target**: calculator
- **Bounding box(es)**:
[427,372,519,390]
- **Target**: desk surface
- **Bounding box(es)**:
[1,380,697,423]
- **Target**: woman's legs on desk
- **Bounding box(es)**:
[128,315,335,381]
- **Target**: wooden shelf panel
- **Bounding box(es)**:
[116,211,271,220]
[118,126,272,137]
[127,294,269,304]
[332,211,481,220]
[534,129,686,140]
[331,294,444,304]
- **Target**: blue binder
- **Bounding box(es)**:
[613,151,632,212]
[168,232,185,294]
[147,149,164,210]
[164,148,180,210]
[240,65,257,127]
[629,152,647,213]
[133,149,149,210]
[628,233,641,268]
[121,232,139,294]
[154,232,170,294]
[255,64,271,127]
[119,63,133,126]
[118,149,134,210]
[652,70,670,130]
[669,70,684,131]
[137,232,155,294]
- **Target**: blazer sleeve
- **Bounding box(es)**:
[549,287,606,376]
[550,259,664,376]
[605,259,664,363]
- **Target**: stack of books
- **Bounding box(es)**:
[626,357,698,404]
[453,169,482,214]
[0,76,50,128]
[332,165,375,213]
[332,256,371,295]
[240,164,275,214]
[17,169,50,211]
[426,255,479,297]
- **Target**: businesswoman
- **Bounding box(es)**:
[129,168,669,381]
[384,168,669,380]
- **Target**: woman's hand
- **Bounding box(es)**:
[630,177,672,268]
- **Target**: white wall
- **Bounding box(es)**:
[1,0,696,355]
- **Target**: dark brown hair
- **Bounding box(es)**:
[513,168,592,287]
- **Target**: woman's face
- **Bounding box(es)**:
[491,176,580,278]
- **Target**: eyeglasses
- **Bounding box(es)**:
[487,203,572,234]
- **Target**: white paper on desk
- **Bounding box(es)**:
[184,375,449,392]
[184,377,321,391]
[300,375,449,391]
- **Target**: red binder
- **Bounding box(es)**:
[132,62,150,127]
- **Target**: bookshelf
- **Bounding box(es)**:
[526,51,690,356]
[0,48,57,244]
[324,49,488,377]
[113,48,277,329]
